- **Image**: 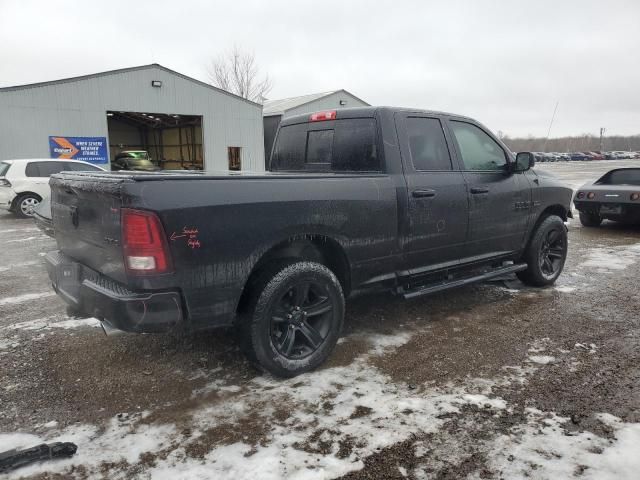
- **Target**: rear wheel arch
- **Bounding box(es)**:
[236,234,351,315]
[12,191,42,208]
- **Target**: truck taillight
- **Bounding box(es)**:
[122,209,172,275]
[310,110,337,122]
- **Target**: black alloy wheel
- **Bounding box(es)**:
[238,261,345,377]
[269,281,333,360]
[517,215,568,287]
[538,227,566,279]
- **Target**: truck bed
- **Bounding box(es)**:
[49,170,399,329]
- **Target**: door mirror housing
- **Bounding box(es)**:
[513,152,535,172]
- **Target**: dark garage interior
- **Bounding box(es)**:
[106,111,204,170]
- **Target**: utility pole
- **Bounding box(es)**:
[543,101,559,152]
[599,127,606,152]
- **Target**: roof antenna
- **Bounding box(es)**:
[543,101,559,151]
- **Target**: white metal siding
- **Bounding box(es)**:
[0,66,265,172]
[283,91,369,118]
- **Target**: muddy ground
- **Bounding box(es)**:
[0,160,638,479]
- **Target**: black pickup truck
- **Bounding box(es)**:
[45,107,573,377]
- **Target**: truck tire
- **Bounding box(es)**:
[14,193,41,219]
[237,261,345,377]
[517,215,568,287]
[579,211,602,227]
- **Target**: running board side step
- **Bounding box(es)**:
[400,263,527,300]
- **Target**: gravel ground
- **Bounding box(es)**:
[0,160,639,479]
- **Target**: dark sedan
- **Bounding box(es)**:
[574,168,640,226]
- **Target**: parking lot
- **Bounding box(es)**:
[1,160,639,479]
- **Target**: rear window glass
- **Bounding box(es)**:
[67,162,102,172]
[25,161,69,177]
[271,118,380,172]
[597,169,640,186]
[0,162,10,176]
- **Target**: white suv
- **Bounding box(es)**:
[0,159,105,218]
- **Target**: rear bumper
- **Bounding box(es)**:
[574,201,640,221]
[0,187,16,211]
[44,250,184,333]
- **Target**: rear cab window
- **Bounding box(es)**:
[271,117,381,173]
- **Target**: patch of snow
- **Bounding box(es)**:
[554,285,576,293]
[3,235,49,244]
[575,343,598,354]
[0,433,43,452]
[0,260,40,273]
[2,417,177,480]
[580,244,640,273]
[0,292,55,306]
[4,316,100,331]
[43,421,58,429]
[0,339,20,351]
[0,227,40,234]
[486,412,640,480]
[528,355,556,365]
[365,331,413,355]
[457,394,507,411]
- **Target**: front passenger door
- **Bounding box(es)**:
[447,120,530,260]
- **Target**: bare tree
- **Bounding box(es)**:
[208,47,272,103]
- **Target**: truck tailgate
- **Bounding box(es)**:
[50,172,131,284]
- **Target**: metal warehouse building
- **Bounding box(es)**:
[262,90,369,160]
[0,64,265,172]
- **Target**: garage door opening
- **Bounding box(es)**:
[106,111,204,170]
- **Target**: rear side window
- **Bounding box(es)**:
[0,162,10,176]
[271,118,380,172]
[25,161,69,177]
[406,117,452,171]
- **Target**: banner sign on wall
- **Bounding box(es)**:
[48,136,108,164]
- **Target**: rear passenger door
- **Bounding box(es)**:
[396,114,469,273]
[445,119,530,260]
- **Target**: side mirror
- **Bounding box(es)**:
[514,152,535,172]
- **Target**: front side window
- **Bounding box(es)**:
[406,117,452,171]
[450,121,506,171]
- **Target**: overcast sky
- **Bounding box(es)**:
[1,0,639,137]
